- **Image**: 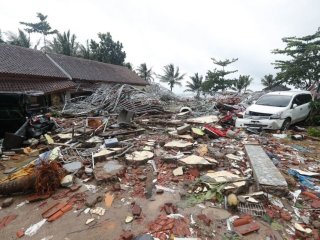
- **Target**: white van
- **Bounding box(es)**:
[236,91,312,130]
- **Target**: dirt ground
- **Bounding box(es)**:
[1,186,283,240]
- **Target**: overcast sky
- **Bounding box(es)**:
[1,0,320,93]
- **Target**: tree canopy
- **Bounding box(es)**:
[272,28,320,89]
[47,30,79,56]
[185,73,203,98]
[20,12,58,46]
[261,74,278,89]
[202,57,238,95]
[6,29,31,48]
[232,75,252,93]
[90,32,126,65]
[158,64,185,91]
[136,63,154,83]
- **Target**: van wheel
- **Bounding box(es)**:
[281,118,291,131]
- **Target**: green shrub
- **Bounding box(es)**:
[307,127,320,137]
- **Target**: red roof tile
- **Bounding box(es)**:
[0,78,76,94]
[47,53,147,86]
[0,44,66,79]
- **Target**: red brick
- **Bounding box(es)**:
[16,229,24,238]
[47,210,64,222]
[234,221,260,235]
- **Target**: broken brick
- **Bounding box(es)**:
[16,229,24,238]
[234,221,260,235]
[132,203,142,216]
[233,215,253,227]
[197,214,212,226]
[119,230,134,240]
[47,210,64,222]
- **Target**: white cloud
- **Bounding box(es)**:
[1,0,319,93]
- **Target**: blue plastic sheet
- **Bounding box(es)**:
[288,169,320,192]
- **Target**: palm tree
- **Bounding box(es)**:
[79,40,91,59]
[6,29,31,48]
[184,73,203,98]
[158,64,185,91]
[261,74,276,89]
[136,63,154,83]
[233,75,253,93]
[47,30,79,56]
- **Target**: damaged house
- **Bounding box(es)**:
[0,44,147,135]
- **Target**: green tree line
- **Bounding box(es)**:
[1,12,319,97]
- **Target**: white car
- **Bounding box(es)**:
[236,91,312,130]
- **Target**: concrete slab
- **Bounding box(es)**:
[245,145,287,193]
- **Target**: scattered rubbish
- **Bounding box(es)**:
[86,218,95,225]
[0,86,319,239]
[125,215,134,223]
[24,219,47,237]
[90,207,105,216]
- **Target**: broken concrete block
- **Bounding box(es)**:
[176,124,191,135]
[179,155,211,165]
[245,145,288,195]
[125,151,154,165]
[173,166,183,176]
[63,161,82,173]
[94,160,125,183]
[187,115,218,124]
[1,197,14,208]
[164,140,193,150]
[60,175,73,187]
[203,170,246,190]
[93,148,117,162]
[85,167,93,175]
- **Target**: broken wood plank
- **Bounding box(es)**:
[245,145,288,195]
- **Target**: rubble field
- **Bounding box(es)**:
[0,86,320,240]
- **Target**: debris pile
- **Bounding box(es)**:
[0,85,319,239]
[62,84,167,116]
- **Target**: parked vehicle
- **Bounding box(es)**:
[236,91,312,130]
